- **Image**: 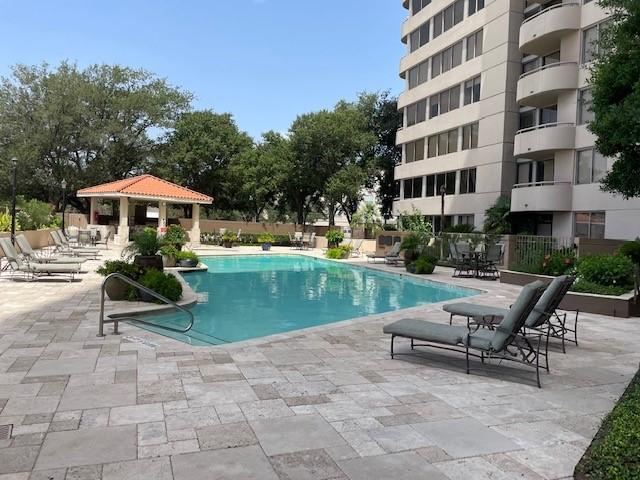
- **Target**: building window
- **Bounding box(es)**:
[466,30,483,60]
[393,181,401,199]
[436,171,457,195]
[406,99,427,126]
[575,212,605,238]
[578,88,594,125]
[458,214,475,226]
[459,168,477,194]
[428,128,459,158]
[403,177,423,199]
[463,76,481,105]
[408,60,429,89]
[411,0,432,16]
[426,175,435,197]
[522,51,559,74]
[468,0,484,16]
[429,84,460,118]
[517,159,554,185]
[405,139,425,163]
[576,149,607,184]
[582,21,610,63]
[410,21,430,52]
[432,41,463,79]
[461,122,479,150]
[433,0,464,39]
[518,105,557,129]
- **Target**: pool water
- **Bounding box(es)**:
[130,255,477,346]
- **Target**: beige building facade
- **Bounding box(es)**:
[394,0,640,240]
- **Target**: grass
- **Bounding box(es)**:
[575,369,640,479]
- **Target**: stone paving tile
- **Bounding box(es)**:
[65,464,102,480]
[251,414,347,456]
[58,384,136,411]
[101,457,172,480]
[269,448,346,480]
[238,399,294,420]
[196,421,258,450]
[507,442,587,479]
[338,451,450,480]
[108,404,164,426]
[0,446,39,474]
[2,397,59,416]
[35,425,137,470]
[171,445,279,480]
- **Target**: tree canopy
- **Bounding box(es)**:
[589,0,640,198]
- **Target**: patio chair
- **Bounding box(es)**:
[93,230,112,249]
[50,231,100,258]
[15,234,87,265]
[383,280,547,387]
[292,232,303,250]
[443,275,578,361]
[448,242,472,277]
[0,238,81,282]
[367,242,400,263]
[478,244,502,280]
[350,239,364,257]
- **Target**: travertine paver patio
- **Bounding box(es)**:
[0,246,639,480]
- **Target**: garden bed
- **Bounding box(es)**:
[500,270,639,318]
[574,368,640,479]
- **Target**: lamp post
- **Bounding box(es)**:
[10,157,17,245]
[61,179,67,234]
[439,184,446,235]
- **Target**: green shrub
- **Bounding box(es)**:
[163,224,187,248]
[618,239,640,265]
[96,260,142,280]
[222,231,237,242]
[159,244,179,258]
[326,246,351,259]
[0,208,18,232]
[257,233,275,244]
[16,198,55,230]
[176,250,199,262]
[124,227,162,258]
[325,229,345,247]
[134,269,182,303]
[577,254,634,289]
[540,250,577,276]
[570,279,631,296]
[574,369,640,479]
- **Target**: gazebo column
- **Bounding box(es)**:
[158,201,167,231]
[89,197,98,226]
[189,203,200,246]
[116,197,130,245]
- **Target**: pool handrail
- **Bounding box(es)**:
[98,272,195,337]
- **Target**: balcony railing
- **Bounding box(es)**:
[521,2,580,26]
[519,61,578,80]
[513,180,571,188]
[515,122,574,136]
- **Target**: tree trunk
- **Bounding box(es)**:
[328,203,335,227]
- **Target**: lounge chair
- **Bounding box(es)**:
[367,242,401,264]
[350,239,364,257]
[478,244,502,280]
[443,275,577,360]
[50,231,100,258]
[383,281,547,387]
[449,242,472,277]
[0,238,81,282]
[15,234,87,265]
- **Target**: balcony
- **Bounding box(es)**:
[519,3,580,55]
[514,123,575,158]
[511,181,572,212]
[516,62,579,107]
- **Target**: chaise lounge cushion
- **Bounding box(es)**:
[443,303,508,321]
[383,319,467,346]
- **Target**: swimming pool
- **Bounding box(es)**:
[130,255,477,346]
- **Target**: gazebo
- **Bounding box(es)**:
[77,175,213,245]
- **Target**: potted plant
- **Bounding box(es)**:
[258,233,275,251]
[325,229,345,248]
[176,250,199,268]
[400,233,425,268]
[96,260,142,300]
[160,244,178,268]
[124,227,164,270]
[133,269,183,303]
[163,224,187,250]
[222,231,236,248]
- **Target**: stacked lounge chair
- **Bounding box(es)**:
[367,242,401,264]
[0,237,81,282]
[443,275,578,366]
[50,230,100,258]
[15,234,87,265]
[383,281,547,387]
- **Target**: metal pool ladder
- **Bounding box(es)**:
[98,273,194,337]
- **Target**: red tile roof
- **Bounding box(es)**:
[77,175,213,203]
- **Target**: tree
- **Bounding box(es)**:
[589,0,640,198]
[229,131,290,221]
[351,202,383,238]
[324,164,369,224]
[352,91,402,221]
[0,62,192,210]
[483,195,512,234]
[154,110,253,213]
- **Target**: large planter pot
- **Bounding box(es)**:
[162,255,177,268]
[223,241,233,248]
[134,255,163,271]
[104,277,129,301]
[177,259,198,268]
[262,243,272,251]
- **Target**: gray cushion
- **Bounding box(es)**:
[383,319,466,346]
[26,263,80,273]
[524,275,568,328]
[443,303,509,320]
[463,329,495,351]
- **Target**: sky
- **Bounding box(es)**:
[0,0,406,140]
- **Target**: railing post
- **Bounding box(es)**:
[98,283,106,337]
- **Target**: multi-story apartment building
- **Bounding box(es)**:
[394,0,640,240]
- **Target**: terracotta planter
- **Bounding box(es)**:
[134,255,163,271]
[162,255,177,268]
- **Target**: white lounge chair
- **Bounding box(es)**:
[15,234,87,265]
[0,238,81,282]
